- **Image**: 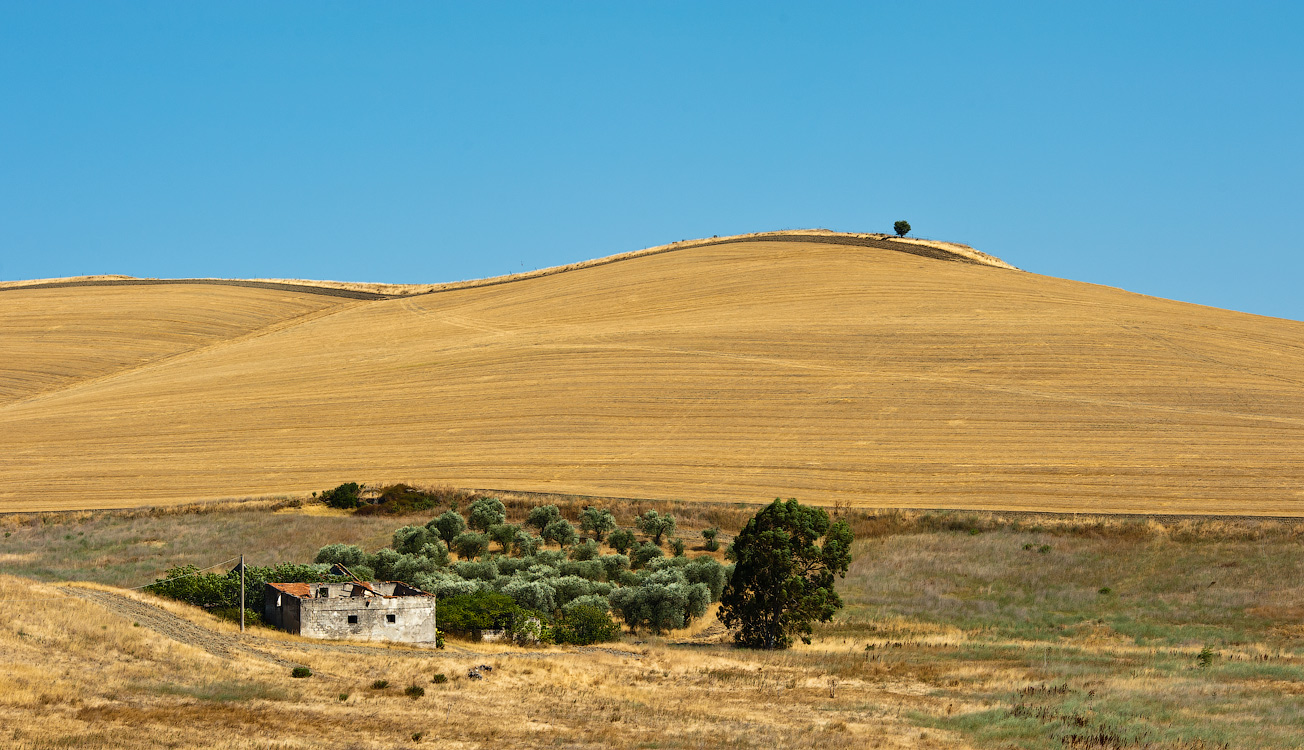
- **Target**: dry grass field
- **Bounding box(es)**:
[4,502,1303,749]
[2,231,1302,514]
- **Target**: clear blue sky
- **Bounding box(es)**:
[2,2,1301,320]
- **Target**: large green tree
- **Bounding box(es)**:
[718,498,853,649]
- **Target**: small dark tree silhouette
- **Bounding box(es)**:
[893,220,911,237]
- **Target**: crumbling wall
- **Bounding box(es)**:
[297,596,436,644]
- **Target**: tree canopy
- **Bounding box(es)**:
[718,498,853,649]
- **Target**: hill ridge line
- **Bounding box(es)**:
[0,230,1017,299]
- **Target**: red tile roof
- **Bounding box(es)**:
[267,582,312,597]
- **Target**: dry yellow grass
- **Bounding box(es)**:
[0,284,348,405]
[0,575,964,749]
[2,232,1303,514]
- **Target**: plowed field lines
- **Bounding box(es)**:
[3,234,1302,515]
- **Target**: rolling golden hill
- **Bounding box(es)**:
[2,231,1302,514]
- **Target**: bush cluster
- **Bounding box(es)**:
[150,498,732,641]
[146,562,346,616]
[311,503,732,637]
[318,481,481,515]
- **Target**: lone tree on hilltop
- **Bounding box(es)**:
[893,220,911,237]
[719,498,853,650]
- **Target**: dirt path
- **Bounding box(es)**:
[64,587,304,666]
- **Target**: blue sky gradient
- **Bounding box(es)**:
[2,2,1301,319]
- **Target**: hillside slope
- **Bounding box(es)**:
[2,234,1302,514]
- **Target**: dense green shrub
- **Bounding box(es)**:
[211,607,263,626]
[368,548,441,581]
[355,484,443,515]
[405,685,425,699]
[553,604,620,645]
[551,575,611,608]
[437,591,523,633]
[564,593,611,613]
[292,667,312,678]
[670,538,686,557]
[149,562,343,613]
[320,482,362,509]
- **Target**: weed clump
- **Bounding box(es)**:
[405,685,425,699]
[431,673,447,684]
[371,679,389,690]
[291,667,312,678]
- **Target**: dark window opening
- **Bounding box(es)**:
[386,614,396,624]
[347,615,358,624]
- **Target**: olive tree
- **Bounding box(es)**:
[392,525,430,555]
[635,510,676,547]
[526,504,561,531]
[467,497,506,532]
[607,529,636,555]
[542,518,577,548]
[579,507,617,542]
[427,510,466,546]
[452,531,490,559]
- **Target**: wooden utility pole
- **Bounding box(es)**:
[240,554,245,633]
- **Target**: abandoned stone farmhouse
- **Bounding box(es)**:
[263,579,437,644]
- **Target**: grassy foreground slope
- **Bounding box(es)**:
[2,234,1303,513]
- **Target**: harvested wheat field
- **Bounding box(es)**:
[2,230,1302,514]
